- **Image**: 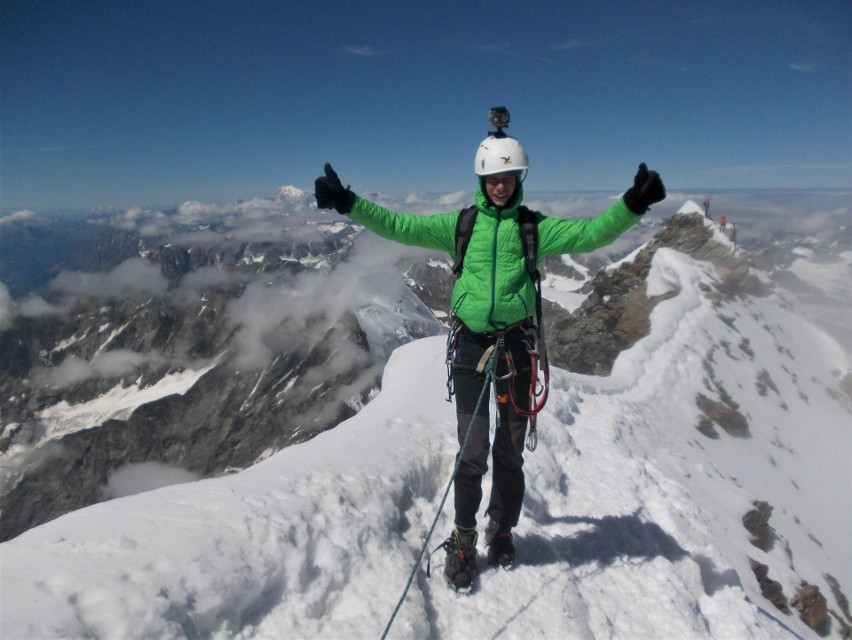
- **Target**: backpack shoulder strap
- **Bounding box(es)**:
[451,205,478,274]
[517,205,545,342]
[517,205,539,280]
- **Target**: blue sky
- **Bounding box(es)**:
[1,0,849,212]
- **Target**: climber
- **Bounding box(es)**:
[314,108,665,590]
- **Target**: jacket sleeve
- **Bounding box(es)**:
[347,196,458,254]
[537,197,641,256]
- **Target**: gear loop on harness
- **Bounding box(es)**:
[445,317,549,454]
[445,319,463,402]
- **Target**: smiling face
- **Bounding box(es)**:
[483,172,518,207]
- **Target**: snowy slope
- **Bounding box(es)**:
[2,232,850,639]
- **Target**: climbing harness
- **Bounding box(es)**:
[445,318,549,453]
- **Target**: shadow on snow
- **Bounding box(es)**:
[520,510,689,570]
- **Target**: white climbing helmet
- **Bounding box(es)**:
[474,135,529,176]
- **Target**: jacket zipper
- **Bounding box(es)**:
[487,209,502,329]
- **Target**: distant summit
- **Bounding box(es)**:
[274,185,314,205]
[677,199,708,216]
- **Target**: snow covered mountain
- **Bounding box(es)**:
[0,195,445,541]
[1,196,850,638]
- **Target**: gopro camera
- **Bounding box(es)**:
[488,106,510,136]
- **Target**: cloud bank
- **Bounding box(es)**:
[50,257,168,300]
[32,350,166,389]
[0,210,38,224]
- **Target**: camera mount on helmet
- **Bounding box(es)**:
[475,105,528,176]
[488,106,510,138]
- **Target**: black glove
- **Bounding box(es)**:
[314,163,356,214]
[623,163,666,214]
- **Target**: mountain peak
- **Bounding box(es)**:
[274,185,313,204]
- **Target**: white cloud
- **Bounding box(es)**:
[17,295,66,317]
[91,349,165,378]
[789,62,819,73]
[403,190,470,210]
[223,228,434,371]
[50,257,168,300]
[103,462,202,500]
[33,355,92,388]
[32,349,166,388]
[0,210,38,224]
[108,205,171,236]
[345,45,386,56]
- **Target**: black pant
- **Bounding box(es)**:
[451,324,532,530]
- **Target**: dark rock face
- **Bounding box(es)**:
[744,504,848,632]
[791,582,829,633]
[696,393,750,439]
[545,213,763,376]
[743,501,775,551]
[750,559,791,614]
[824,574,852,637]
[1,316,372,541]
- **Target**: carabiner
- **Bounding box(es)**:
[526,428,538,452]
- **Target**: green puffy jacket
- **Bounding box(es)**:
[348,182,641,333]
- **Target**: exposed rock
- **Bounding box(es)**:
[0,315,379,541]
[825,574,852,625]
[696,415,720,439]
[824,574,852,638]
[750,559,790,614]
[546,213,762,375]
[742,501,775,551]
[545,241,663,375]
[756,369,780,397]
[791,582,829,633]
[696,393,750,438]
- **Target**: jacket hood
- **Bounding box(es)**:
[475,179,525,214]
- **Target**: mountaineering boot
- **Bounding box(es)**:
[485,518,515,568]
[442,527,479,591]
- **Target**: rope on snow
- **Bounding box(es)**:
[380,347,498,639]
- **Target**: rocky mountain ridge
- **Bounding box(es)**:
[0,219,439,541]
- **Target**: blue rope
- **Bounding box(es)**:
[380,347,498,639]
